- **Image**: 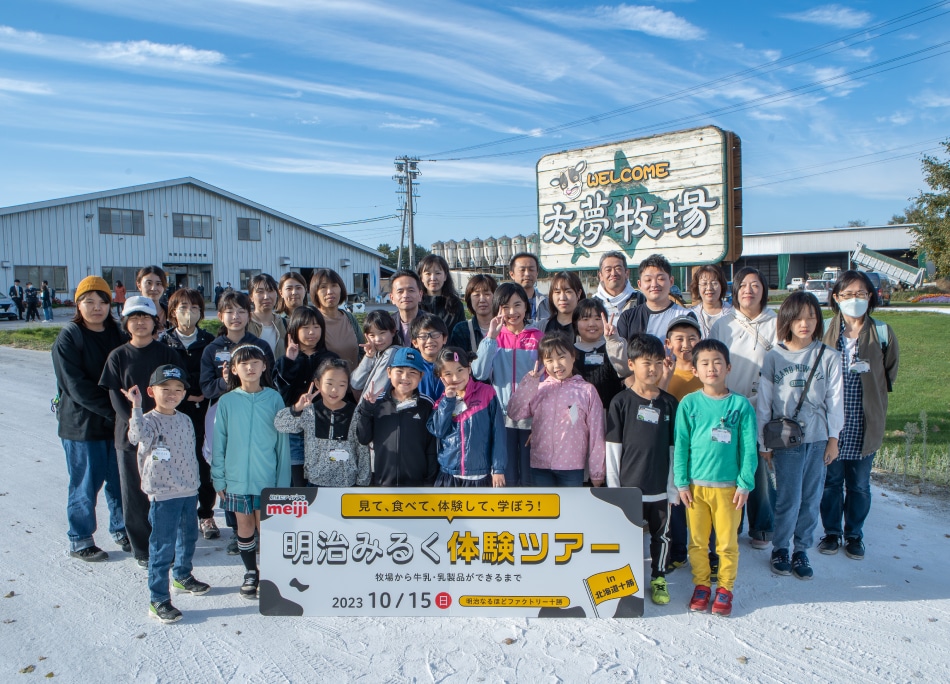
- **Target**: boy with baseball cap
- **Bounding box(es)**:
[123,364,210,624]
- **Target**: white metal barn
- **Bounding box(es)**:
[0,177,383,300]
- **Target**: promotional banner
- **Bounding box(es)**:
[536,126,742,270]
[259,487,644,618]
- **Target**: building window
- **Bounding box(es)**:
[173,213,213,239]
[101,267,140,293]
[14,266,69,295]
[239,269,261,291]
[98,208,144,235]
[238,218,261,241]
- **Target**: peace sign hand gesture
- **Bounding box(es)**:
[362,380,379,404]
[294,382,319,412]
[487,313,505,340]
[285,335,299,361]
[360,341,377,359]
[602,312,617,338]
[526,359,543,379]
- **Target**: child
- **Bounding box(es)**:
[508,333,605,487]
[418,254,467,336]
[429,348,507,487]
[616,254,693,343]
[573,298,626,410]
[544,271,585,337]
[160,288,219,540]
[275,358,370,487]
[356,347,439,486]
[351,310,400,395]
[212,344,291,599]
[757,291,843,580]
[605,334,679,605]
[99,296,187,565]
[472,282,543,486]
[410,313,448,402]
[662,316,705,573]
[124,365,210,624]
[274,306,340,487]
[674,339,757,617]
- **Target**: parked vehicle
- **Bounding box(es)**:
[805,279,831,306]
[862,271,893,307]
[822,267,842,282]
[0,293,18,320]
[787,278,805,291]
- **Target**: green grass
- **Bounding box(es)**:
[0,325,64,350]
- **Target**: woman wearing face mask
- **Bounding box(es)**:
[818,271,899,562]
[159,288,219,540]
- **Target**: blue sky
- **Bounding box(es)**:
[2,0,949,252]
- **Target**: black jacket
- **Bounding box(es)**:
[421,295,466,339]
[160,326,215,432]
[274,349,340,407]
[199,332,275,402]
[356,391,439,486]
[51,322,126,441]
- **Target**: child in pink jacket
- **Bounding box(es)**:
[508,332,606,487]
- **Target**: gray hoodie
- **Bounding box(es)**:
[129,408,199,502]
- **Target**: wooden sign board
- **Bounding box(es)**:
[536,126,742,270]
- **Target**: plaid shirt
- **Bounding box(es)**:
[836,320,866,461]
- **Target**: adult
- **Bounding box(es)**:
[113,280,126,317]
[24,282,40,322]
[819,270,899,560]
[593,251,644,319]
[309,268,364,370]
[213,281,224,308]
[160,288,218,539]
[196,282,205,300]
[136,265,170,331]
[709,267,778,549]
[389,269,425,347]
[247,273,287,359]
[689,264,732,337]
[616,254,693,343]
[51,276,128,561]
[449,274,498,354]
[41,280,54,322]
[418,254,467,336]
[276,272,308,318]
[9,279,24,320]
[544,271,585,337]
[508,252,548,326]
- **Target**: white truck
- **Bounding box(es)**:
[851,242,925,289]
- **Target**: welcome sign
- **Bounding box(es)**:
[536,126,742,269]
[259,487,645,618]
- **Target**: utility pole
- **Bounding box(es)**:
[393,157,421,270]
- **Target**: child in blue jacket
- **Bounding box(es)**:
[428,348,507,487]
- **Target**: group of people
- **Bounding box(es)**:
[8,278,55,322]
[51,250,898,623]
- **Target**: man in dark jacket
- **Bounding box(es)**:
[355,347,438,486]
[9,279,24,319]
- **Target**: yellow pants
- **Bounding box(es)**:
[686,485,742,591]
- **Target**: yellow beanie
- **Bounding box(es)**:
[75,276,112,303]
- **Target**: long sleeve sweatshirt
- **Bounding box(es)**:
[129,408,198,502]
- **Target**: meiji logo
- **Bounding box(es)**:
[265,500,309,518]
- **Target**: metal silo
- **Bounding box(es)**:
[444,240,458,268]
[470,238,484,268]
[484,237,498,267]
[457,239,471,268]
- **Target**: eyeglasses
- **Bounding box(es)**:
[414,332,443,341]
[837,292,869,300]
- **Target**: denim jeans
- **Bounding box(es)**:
[43,304,54,321]
[743,453,776,541]
[62,439,125,552]
[772,440,827,553]
[821,453,874,541]
[505,427,532,487]
[529,468,584,487]
[148,495,199,604]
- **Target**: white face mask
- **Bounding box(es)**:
[177,311,197,330]
[838,298,869,318]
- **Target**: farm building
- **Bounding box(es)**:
[0,177,383,300]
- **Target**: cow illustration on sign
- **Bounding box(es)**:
[550,160,587,200]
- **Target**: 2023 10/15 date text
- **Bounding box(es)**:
[331,592,434,609]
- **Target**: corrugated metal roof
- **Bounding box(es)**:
[0,177,383,258]
[743,225,915,256]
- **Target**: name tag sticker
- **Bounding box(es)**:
[637,406,660,424]
[584,353,604,366]
[711,427,732,444]
[214,350,231,364]
[396,399,417,411]
[328,449,350,462]
[152,446,172,462]
[849,360,870,374]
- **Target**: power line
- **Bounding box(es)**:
[423,1,950,159]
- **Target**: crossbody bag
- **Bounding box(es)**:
[762,344,825,451]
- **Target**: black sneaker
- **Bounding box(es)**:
[136,557,149,568]
[69,546,108,562]
[818,534,840,555]
[844,537,865,560]
[173,575,211,595]
[226,536,240,555]
[792,551,813,580]
[665,557,688,574]
[115,535,132,553]
[240,571,259,599]
[709,554,721,584]
[770,548,792,576]
[148,600,182,624]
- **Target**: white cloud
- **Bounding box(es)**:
[782,5,872,29]
[749,110,785,122]
[0,77,53,95]
[91,39,226,66]
[379,115,438,130]
[521,4,705,41]
[913,92,950,108]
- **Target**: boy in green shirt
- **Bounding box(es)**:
[674,339,757,617]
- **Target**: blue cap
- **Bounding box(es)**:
[389,347,426,373]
